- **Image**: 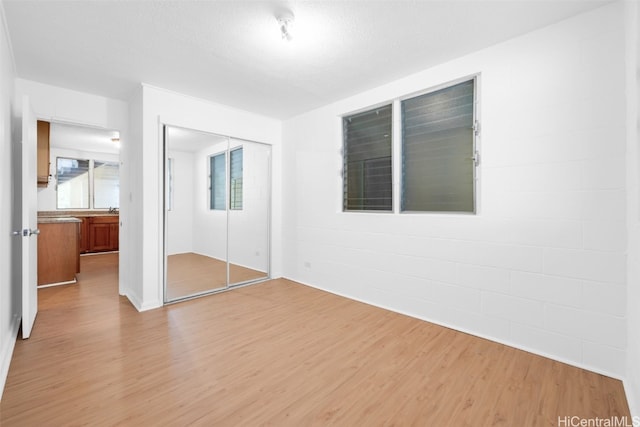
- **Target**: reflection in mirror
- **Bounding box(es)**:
[164,125,229,301]
[164,126,272,302]
[228,139,270,286]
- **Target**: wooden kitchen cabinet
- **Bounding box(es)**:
[37,120,50,187]
[37,219,80,286]
[88,216,119,252]
[78,217,89,253]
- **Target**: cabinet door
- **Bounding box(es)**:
[109,223,119,251]
[37,120,50,187]
[88,216,119,252]
[89,223,113,252]
[79,217,89,253]
[37,222,79,286]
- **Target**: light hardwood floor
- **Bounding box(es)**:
[166,252,267,301]
[0,253,630,426]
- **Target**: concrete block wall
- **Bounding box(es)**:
[282,2,627,378]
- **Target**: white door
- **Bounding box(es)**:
[20,95,38,339]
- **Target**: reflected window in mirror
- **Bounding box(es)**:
[230,147,243,210]
[166,157,174,211]
[210,152,226,210]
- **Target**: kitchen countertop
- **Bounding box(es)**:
[38,217,82,224]
[38,210,119,218]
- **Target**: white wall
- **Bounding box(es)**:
[37,147,119,211]
[625,0,640,418]
[282,2,627,379]
[124,85,143,308]
[0,2,19,401]
[132,85,282,310]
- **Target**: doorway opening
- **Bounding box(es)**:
[36,121,122,289]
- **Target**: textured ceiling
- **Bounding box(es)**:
[4,0,611,119]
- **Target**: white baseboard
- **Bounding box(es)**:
[0,314,21,401]
[125,291,162,312]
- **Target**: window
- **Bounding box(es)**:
[342,104,393,211]
[342,77,477,213]
[56,158,90,209]
[210,148,243,211]
[401,79,475,212]
[230,147,243,210]
[93,161,120,209]
[210,152,226,210]
[56,157,120,210]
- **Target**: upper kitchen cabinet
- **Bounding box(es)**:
[37,120,50,187]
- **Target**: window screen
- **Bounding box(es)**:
[401,79,475,212]
[343,104,393,211]
[210,153,226,210]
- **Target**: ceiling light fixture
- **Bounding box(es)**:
[277,12,294,41]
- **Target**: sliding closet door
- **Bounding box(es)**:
[228,139,271,286]
[164,126,229,302]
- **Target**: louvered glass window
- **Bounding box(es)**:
[342,104,392,211]
[230,147,243,210]
[401,79,475,212]
[341,77,477,214]
[56,157,90,209]
[210,152,226,210]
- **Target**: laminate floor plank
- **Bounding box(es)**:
[0,253,630,426]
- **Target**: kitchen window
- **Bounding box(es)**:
[56,157,119,210]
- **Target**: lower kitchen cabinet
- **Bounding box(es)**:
[37,219,80,286]
[88,216,119,252]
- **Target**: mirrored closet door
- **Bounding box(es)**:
[163,125,271,303]
[228,139,271,286]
